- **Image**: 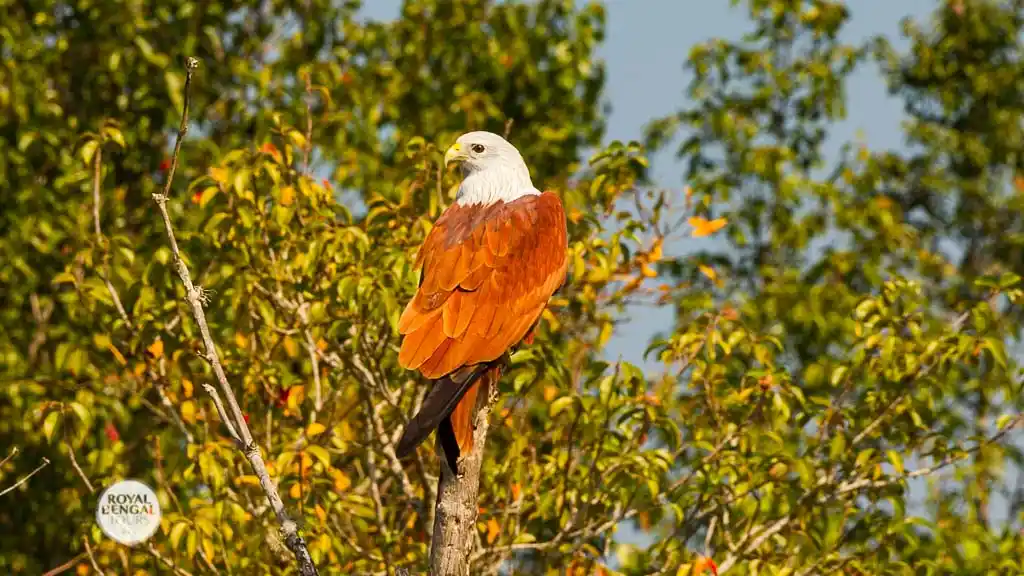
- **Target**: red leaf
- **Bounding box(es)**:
[105,422,120,443]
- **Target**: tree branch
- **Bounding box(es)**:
[0,456,50,497]
[150,56,319,576]
[92,144,134,333]
[430,359,505,576]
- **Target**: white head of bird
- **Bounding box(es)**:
[444,131,541,206]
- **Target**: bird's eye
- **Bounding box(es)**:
[471,144,486,154]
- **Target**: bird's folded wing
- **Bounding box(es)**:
[397,191,567,379]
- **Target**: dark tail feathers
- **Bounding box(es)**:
[395,358,504,472]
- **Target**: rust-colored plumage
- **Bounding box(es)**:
[395,191,567,470]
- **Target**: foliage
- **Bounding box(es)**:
[1,0,1022,575]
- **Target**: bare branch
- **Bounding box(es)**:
[83,537,103,575]
[92,145,134,332]
[42,553,88,576]
[147,544,194,576]
[0,456,51,497]
[203,382,243,446]
[66,442,95,494]
[150,56,319,576]
[431,359,506,576]
[0,446,18,469]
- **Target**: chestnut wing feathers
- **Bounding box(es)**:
[397,192,567,379]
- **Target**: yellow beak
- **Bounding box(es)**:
[444,142,467,168]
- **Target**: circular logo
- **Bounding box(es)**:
[95,479,162,545]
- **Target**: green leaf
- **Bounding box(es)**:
[549,396,575,418]
[43,411,60,443]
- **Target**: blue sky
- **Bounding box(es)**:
[361,0,935,370]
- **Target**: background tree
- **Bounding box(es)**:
[1,1,1022,575]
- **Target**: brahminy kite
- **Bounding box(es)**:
[394,131,568,473]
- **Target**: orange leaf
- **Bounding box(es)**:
[485,517,500,544]
[688,216,727,238]
[543,385,557,402]
[261,142,282,163]
[511,483,521,501]
[146,338,164,359]
[694,556,718,576]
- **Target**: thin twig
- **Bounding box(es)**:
[83,537,103,575]
[302,72,313,175]
[147,544,194,576]
[0,457,50,497]
[66,442,95,493]
[150,56,319,576]
[92,145,134,332]
[41,553,88,576]
[0,446,18,468]
[203,383,243,446]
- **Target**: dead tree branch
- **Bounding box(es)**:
[150,56,319,576]
[429,362,504,576]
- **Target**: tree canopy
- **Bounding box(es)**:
[1,0,1022,575]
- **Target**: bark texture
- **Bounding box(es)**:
[428,372,497,575]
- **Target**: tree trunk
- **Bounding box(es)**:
[428,372,497,575]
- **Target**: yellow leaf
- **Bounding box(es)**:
[107,341,127,366]
[234,332,248,349]
[688,216,727,238]
[306,422,327,437]
[485,517,500,544]
[543,386,557,402]
[147,338,164,359]
[316,338,327,352]
[235,475,260,486]
[332,469,351,492]
[314,504,327,525]
[209,166,228,184]
[182,379,194,399]
[280,186,295,206]
[289,483,301,499]
[283,336,299,358]
[698,264,717,282]
[405,511,418,530]
[181,400,196,424]
[649,237,664,262]
[202,538,215,564]
[287,385,305,414]
[641,262,657,278]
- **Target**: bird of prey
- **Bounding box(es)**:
[394,131,568,473]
